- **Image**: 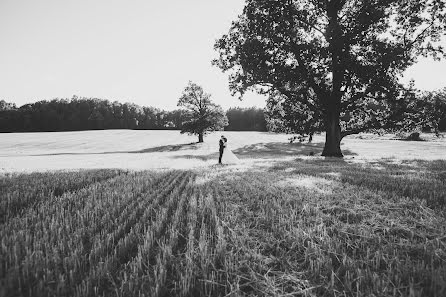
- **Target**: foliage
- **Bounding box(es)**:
[0,97,175,132]
[420,87,446,134]
[266,82,446,138]
[264,90,324,138]
[1,159,446,296]
[213,0,446,155]
[177,81,228,142]
[440,118,446,131]
[0,100,16,111]
[0,97,266,133]
[225,107,267,131]
[404,131,423,141]
[386,86,446,136]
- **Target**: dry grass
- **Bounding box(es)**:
[210,159,446,296]
[1,156,445,296]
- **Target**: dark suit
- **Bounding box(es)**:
[218,138,226,163]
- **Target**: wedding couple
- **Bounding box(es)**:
[218,135,240,164]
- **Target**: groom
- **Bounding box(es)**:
[218,135,227,164]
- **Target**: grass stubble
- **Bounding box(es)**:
[0,158,445,296]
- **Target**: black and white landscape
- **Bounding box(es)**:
[1,1,446,296]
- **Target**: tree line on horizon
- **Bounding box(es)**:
[0,97,267,133]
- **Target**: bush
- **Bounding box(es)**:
[406,132,423,141]
[439,117,446,132]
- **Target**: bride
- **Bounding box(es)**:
[221,137,240,164]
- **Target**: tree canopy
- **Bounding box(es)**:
[214,0,446,156]
[177,82,228,142]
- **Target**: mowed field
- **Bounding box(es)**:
[1,130,446,297]
[1,130,445,173]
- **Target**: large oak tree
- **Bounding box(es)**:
[178,81,228,142]
[214,0,446,156]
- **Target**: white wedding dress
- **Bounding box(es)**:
[221,144,240,164]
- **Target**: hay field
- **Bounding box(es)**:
[1,130,446,296]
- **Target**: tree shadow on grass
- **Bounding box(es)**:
[232,142,357,159]
[268,157,446,210]
[170,142,357,163]
[170,153,216,162]
[170,142,325,162]
[29,142,200,156]
[133,143,200,153]
[191,157,446,297]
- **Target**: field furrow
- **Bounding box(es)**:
[2,156,446,297]
[84,171,183,265]
[149,179,190,297]
[113,173,195,297]
[177,186,199,296]
[1,171,193,297]
[78,171,191,297]
[0,170,123,223]
[1,172,155,296]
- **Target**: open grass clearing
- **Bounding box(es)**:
[1,130,445,173]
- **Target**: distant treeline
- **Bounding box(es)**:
[225,107,267,131]
[0,97,267,132]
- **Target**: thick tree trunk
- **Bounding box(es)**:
[198,133,204,143]
[322,109,343,157]
[323,3,344,157]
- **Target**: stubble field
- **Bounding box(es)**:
[1,130,446,296]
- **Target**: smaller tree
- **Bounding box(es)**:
[178,81,228,142]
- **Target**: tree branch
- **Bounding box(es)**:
[289,44,329,100]
[341,115,401,138]
[293,16,326,38]
[272,83,319,113]
[341,121,386,138]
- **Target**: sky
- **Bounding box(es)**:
[1,0,446,111]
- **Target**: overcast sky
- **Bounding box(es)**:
[1,0,445,110]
